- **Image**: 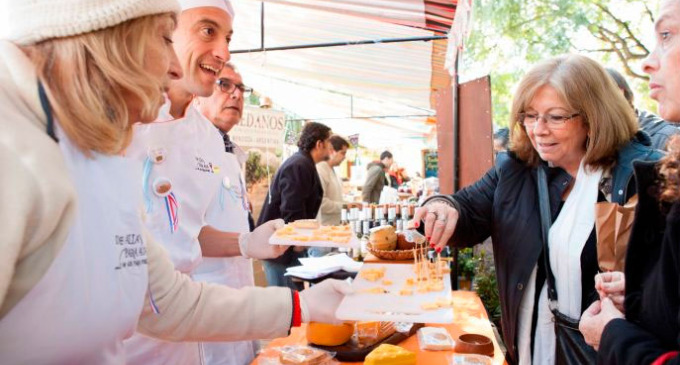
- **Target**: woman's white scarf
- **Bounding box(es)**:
[518,160,602,365]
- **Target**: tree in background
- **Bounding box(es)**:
[245,151,277,192]
[464,0,658,127]
[460,1,657,328]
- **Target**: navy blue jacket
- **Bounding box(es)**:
[258,151,323,265]
[428,132,662,364]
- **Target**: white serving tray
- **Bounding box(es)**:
[336,263,454,324]
[269,227,360,248]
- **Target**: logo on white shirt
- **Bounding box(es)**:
[195,156,220,174]
[114,234,148,270]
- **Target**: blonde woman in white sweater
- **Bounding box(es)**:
[0,1,349,363]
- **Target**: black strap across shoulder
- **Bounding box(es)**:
[38,81,58,143]
[536,164,597,365]
[536,165,558,302]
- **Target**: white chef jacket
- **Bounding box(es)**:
[0,128,149,364]
[124,101,226,365]
[192,138,257,365]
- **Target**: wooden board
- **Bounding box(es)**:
[310,323,424,362]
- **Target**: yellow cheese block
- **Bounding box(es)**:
[364,344,416,365]
[360,266,386,281]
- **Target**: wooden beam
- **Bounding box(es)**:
[434,87,455,195]
[458,76,493,188]
[431,38,455,195]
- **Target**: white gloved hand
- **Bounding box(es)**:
[238,219,289,259]
[299,279,354,324]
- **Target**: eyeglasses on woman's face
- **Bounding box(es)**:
[215,78,253,98]
[519,112,580,129]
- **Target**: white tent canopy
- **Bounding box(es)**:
[230,0,456,155]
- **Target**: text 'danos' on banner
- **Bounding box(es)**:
[230,105,286,151]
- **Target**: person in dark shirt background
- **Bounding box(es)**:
[607,67,679,151]
[258,122,332,289]
[362,150,393,203]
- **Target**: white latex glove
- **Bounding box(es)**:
[299,279,354,324]
[238,219,289,259]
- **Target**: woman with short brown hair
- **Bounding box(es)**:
[510,55,638,170]
[414,54,662,364]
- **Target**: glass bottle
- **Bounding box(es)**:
[401,204,410,221]
[360,220,371,259]
[387,205,397,227]
[340,206,348,225]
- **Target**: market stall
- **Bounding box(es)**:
[266,219,505,364]
[252,291,506,364]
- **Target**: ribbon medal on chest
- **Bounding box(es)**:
[142,146,180,233]
[152,177,179,233]
[219,175,248,211]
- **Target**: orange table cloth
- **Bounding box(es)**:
[251,290,507,364]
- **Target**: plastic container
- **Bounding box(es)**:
[417,326,454,351]
[449,353,494,365]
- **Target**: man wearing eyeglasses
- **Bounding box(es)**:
[198,63,253,143]
[193,63,257,365]
[123,1,286,364]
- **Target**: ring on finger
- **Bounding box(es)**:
[436,215,447,222]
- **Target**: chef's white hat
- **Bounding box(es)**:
[178,0,234,18]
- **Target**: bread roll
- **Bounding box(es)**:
[396,232,416,250]
[370,225,397,251]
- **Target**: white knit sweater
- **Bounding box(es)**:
[0,40,293,342]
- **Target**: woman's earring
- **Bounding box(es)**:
[586,135,591,149]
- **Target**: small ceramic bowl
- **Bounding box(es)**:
[455,333,494,357]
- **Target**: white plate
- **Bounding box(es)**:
[284,254,363,279]
[269,227,360,248]
[336,263,454,324]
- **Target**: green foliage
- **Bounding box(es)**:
[284,119,304,145]
[473,250,502,328]
[456,247,501,327]
[458,248,479,278]
[245,93,259,106]
[463,0,660,126]
[245,151,275,190]
[489,72,522,127]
